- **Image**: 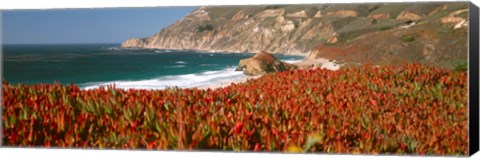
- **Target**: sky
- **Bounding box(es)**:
[1,6,197,44]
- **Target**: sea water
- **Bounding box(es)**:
[2,44,304,90]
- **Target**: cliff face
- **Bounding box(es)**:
[121,2,469,69]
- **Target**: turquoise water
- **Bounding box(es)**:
[2,44,304,89]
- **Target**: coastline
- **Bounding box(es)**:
[78,57,341,91]
[32,44,336,91]
[119,45,309,57]
[197,58,342,90]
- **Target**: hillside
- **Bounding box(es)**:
[120,2,469,69]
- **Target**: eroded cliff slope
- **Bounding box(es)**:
[121,2,469,69]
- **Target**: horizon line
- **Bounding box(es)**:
[1,42,122,45]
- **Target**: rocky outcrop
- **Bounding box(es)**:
[122,38,148,48]
[326,10,358,17]
[286,10,308,18]
[428,4,448,15]
[396,11,422,21]
[235,51,298,76]
[439,8,468,29]
[313,11,322,18]
[368,13,389,19]
[440,17,467,25]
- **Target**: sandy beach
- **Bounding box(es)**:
[294,57,342,71]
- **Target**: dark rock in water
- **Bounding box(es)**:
[236,51,298,76]
[234,66,244,71]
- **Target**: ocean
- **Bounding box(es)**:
[2,44,304,90]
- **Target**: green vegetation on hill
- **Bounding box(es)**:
[197,24,215,32]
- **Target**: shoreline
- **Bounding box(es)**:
[79,57,340,91]
[197,58,342,90]
[118,46,309,57]
[17,45,340,91]
[80,75,263,91]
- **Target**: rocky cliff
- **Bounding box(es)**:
[122,5,341,54]
[121,2,469,69]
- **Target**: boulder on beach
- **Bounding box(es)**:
[235,51,298,76]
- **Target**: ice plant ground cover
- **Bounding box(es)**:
[2,63,468,156]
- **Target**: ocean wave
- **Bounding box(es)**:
[165,65,186,68]
[154,49,177,53]
[81,67,247,90]
[102,46,143,51]
[104,47,122,51]
[101,47,178,54]
[200,64,218,67]
[175,61,187,64]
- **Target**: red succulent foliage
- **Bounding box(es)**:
[2,63,468,156]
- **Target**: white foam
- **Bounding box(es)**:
[106,47,120,51]
[315,58,342,71]
[120,47,142,51]
[154,49,174,53]
[103,47,131,51]
[201,70,218,75]
[175,61,187,64]
[165,65,185,68]
[81,67,248,90]
[283,59,303,64]
[200,64,218,66]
